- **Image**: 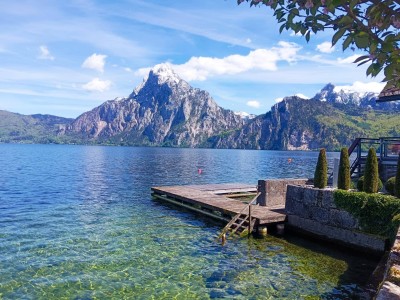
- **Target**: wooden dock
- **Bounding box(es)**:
[151,183,287,229]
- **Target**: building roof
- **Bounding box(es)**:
[377,83,400,102]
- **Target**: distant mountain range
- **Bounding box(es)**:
[1,64,399,151]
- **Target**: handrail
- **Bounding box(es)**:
[348,138,361,156]
[218,192,260,240]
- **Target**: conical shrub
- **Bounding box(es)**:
[338,147,350,190]
[314,148,327,189]
[395,153,400,198]
[363,148,379,193]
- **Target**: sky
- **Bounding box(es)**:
[0,0,386,118]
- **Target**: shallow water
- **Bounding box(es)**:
[0,144,377,299]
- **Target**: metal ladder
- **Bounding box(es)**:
[218,193,260,243]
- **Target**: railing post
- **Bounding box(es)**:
[248,203,252,234]
[357,141,362,175]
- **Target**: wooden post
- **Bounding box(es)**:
[248,203,252,234]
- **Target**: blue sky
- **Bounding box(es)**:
[0,0,385,118]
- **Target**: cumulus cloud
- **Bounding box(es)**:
[38,45,54,60]
[316,42,335,54]
[247,100,261,108]
[135,42,301,81]
[82,53,107,73]
[82,78,112,92]
[334,81,385,94]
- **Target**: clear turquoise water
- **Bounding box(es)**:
[0,144,377,299]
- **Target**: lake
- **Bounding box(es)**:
[0,144,378,299]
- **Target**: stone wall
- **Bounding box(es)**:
[375,226,400,299]
[257,179,310,207]
[285,185,386,253]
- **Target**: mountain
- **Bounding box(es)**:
[0,110,73,143]
[313,83,400,111]
[0,65,398,150]
[66,64,244,147]
[234,111,256,120]
[207,96,400,151]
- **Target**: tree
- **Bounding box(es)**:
[363,147,379,193]
[239,0,400,89]
[338,147,350,190]
[395,153,400,197]
[314,148,328,189]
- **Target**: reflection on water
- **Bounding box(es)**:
[0,144,377,299]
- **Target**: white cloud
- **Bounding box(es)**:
[246,100,261,108]
[82,53,107,73]
[337,54,362,64]
[38,45,54,60]
[334,81,385,94]
[316,42,335,54]
[245,38,252,44]
[136,42,302,81]
[275,97,284,103]
[82,78,112,92]
[124,67,132,72]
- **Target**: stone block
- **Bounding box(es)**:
[308,206,329,224]
[321,188,335,208]
[303,187,318,206]
[329,209,358,230]
[285,198,303,215]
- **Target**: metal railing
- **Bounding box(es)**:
[218,192,260,242]
[348,137,400,179]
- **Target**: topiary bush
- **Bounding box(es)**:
[386,177,396,196]
[363,148,379,193]
[357,176,383,192]
[314,148,327,189]
[338,147,350,190]
[396,153,400,198]
[334,189,400,241]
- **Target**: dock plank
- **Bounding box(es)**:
[151,183,286,226]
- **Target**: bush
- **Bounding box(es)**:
[357,176,383,192]
[314,148,327,189]
[396,153,400,198]
[363,148,379,193]
[338,147,350,190]
[386,177,396,196]
[334,189,400,240]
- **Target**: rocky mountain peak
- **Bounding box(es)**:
[313,83,377,106]
[132,63,189,97]
[150,63,181,85]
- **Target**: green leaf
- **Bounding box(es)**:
[366,63,382,77]
[332,28,346,46]
[306,30,311,42]
[290,8,299,16]
[338,15,353,26]
[354,34,369,49]
[353,55,370,63]
[279,23,286,33]
[342,35,353,51]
